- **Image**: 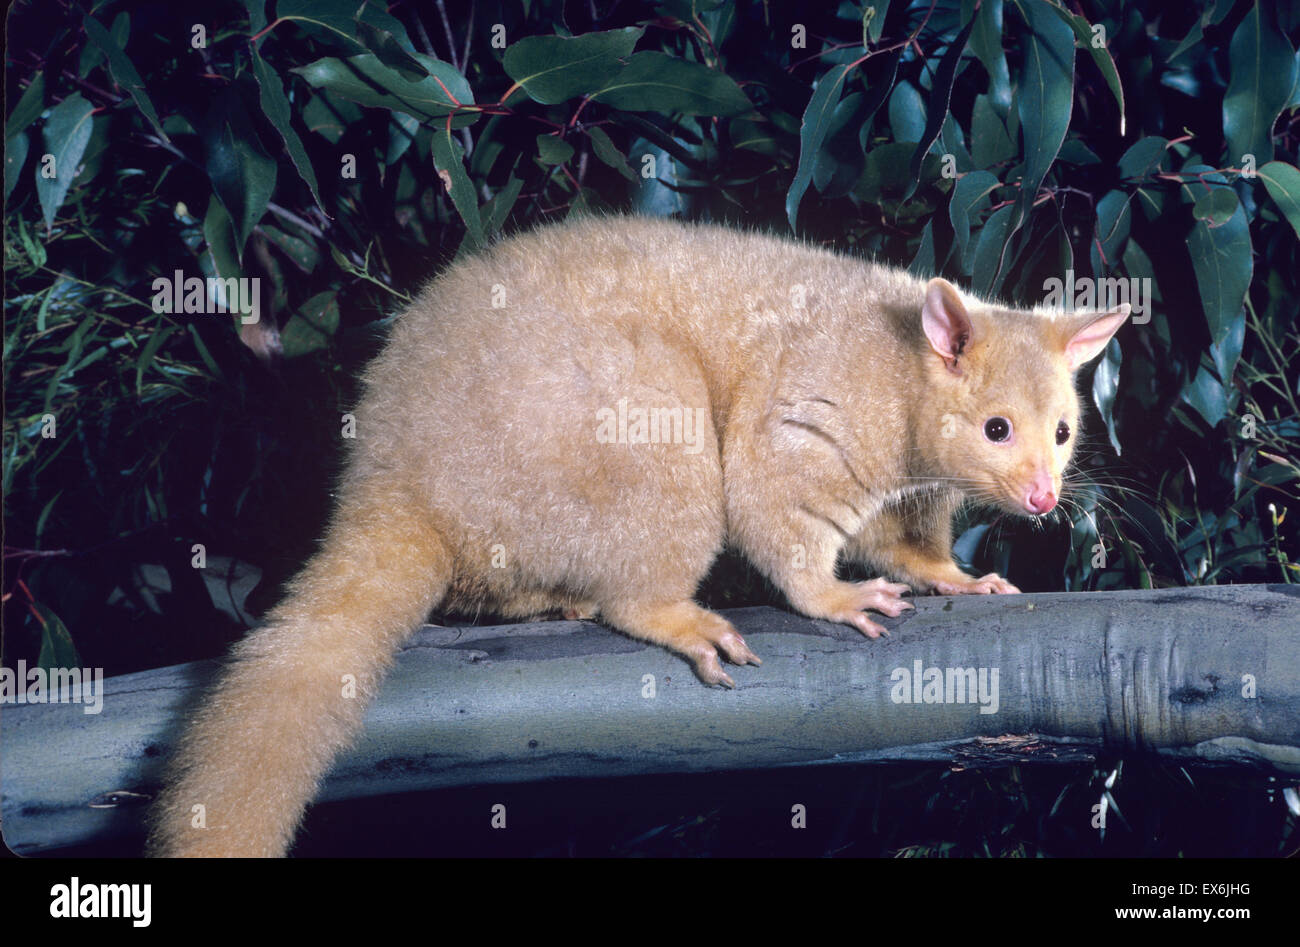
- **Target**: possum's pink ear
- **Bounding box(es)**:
[1063,306,1130,370]
[922,278,973,371]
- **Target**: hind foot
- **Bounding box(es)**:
[603,600,761,688]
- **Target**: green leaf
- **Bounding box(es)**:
[292,53,475,121]
[536,134,575,165]
[430,123,484,249]
[1091,189,1131,271]
[1013,0,1075,231]
[587,126,636,180]
[904,13,977,200]
[503,27,643,105]
[188,324,224,380]
[970,94,1015,168]
[202,89,277,258]
[35,93,96,229]
[4,132,29,203]
[813,91,867,198]
[387,112,421,165]
[242,0,267,33]
[592,51,752,116]
[355,19,427,81]
[908,219,936,276]
[1223,2,1297,164]
[83,14,168,141]
[203,194,243,284]
[1182,364,1229,428]
[630,136,686,217]
[1117,135,1167,180]
[280,291,339,358]
[970,203,1016,296]
[135,324,175,394]
[5,71,45,140]
[276,0,416,51]
[34,603,80,673]
[1257,160,1300,242]
[949,170,1000,272]
[730,118,777,155]
[1056,138,1100,165]
[1044,1,1125,134]
[1091,337,1122,455]
[1209,307,1246,385]
[865,0,891,44]
[786,63,851,230]
[1191,187,1238,227]
[1187,198,1252,348]
[965,0,1011,115]
[482,172,524,235]
[856,141,923,202]
[262,224,319,273]
[888,81,925,143]
[251,51,325,213]
[276,0,363,43]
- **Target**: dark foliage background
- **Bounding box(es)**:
[4,0,1298,857]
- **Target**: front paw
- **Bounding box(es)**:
[931,572,1019,595]
[809,577,914,639]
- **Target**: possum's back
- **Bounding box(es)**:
[348,216,928,487]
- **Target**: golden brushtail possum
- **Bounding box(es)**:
[149,215,1129,856]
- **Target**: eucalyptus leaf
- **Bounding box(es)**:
[504,28,643,105]
[280,292,340,358]
[1187,199,1252,348]
[5,132,29,203]
[1091,189,1131,272]
[1013,0,1075,234]
[4,71,45,140]
[293,53,475,121]
[35,93,95,229]
[482,172,524,235]
[949,170,999,272]
[970,203,1015,297]
[592,52,751,116]
[586,126,636,181]
[83,15,167,141]
[34,603,80,673]
[1191,188,1239,227]
[1044,1,1125,134]
[904,13,976,200]
[536,134,575,165]
[1117,136,1167,180]
[1182,363,1229,428]
[1222,2,1297,165]
[888,81,925,144]
[430,123,484,249]
[1091,337,1122,455]
[787,63,852,231]
[970,94,1015,168]
[864,0,890,44]
[1257,160,1300,242]
[202,89,277,258]
[965,0,1011,115]
[251,51,325,212]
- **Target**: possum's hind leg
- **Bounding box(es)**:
[600,599,761,688]
[148,479,451,857]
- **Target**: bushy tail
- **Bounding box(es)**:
[148,481,451,857]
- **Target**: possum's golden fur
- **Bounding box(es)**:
[148,215,1128,856]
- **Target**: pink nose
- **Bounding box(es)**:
[1026,486,1057,514]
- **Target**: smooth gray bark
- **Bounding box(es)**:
[2,583,1297,854]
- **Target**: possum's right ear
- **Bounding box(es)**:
[922,278,973,372]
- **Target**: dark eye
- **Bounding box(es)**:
[1056,421,1071,445]
[983,417,1011,442]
